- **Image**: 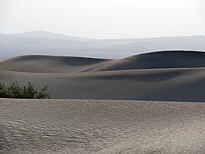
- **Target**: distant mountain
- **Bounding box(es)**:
[14,31,90,41]
[0,31,205,60]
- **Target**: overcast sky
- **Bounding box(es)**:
[0,0,205,39]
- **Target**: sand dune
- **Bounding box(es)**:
[96,51,205,71]
[0,55,108,73]
[1,99,205,153]
[0,51,204,101]
[0,51,205,153]
[1,51,205,73]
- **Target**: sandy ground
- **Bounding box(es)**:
[1,99,205,154]
[0,51,205,153]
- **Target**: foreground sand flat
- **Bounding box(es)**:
[1,99,205,153]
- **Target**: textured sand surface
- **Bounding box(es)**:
[1,99,205,154]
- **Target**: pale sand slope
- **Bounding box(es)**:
[1,99,205,154]
[0,51,205,101]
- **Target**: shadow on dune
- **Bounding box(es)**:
[93,70,181,82]
[98,51,205,71]
[152,77,205,102]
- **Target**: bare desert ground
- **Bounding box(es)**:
[1,99,205,154]
[0,51,205,153]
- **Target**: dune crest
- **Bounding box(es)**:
[0,55,108,73]
[96,51,205,71]
[0,51,205,73]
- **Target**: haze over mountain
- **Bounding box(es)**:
[0,31,205,60]
[15,31,90,41]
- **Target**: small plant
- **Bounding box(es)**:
[0,81,51,99]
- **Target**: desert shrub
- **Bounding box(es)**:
[0,81,51,99]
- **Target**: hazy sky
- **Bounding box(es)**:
[0,0,205,39]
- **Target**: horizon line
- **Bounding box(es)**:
[0,30,205,40]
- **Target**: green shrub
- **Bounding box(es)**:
[0,81,51,99]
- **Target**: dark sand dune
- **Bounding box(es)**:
[1,51,205,153]
[96,51,205,71]
[0,55,108,73]
[1,51,205,73]
[0,51,204,101]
